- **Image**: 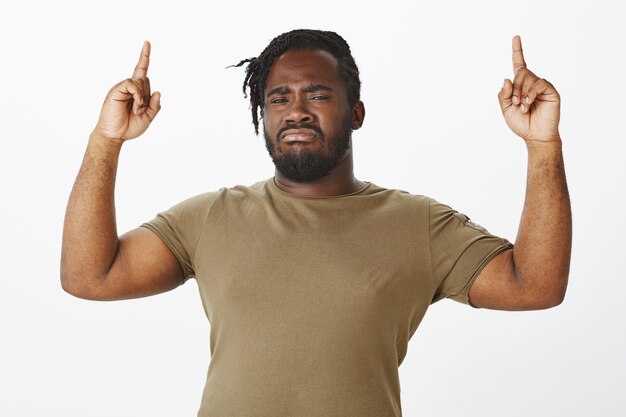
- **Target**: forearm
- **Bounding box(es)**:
[60,132,124,293]
[512,139,572,305]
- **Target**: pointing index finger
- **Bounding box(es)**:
[512,35,526,76]
[132,40,151,79]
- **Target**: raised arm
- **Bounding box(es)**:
[468,35,572,310]
[61,41,184,301]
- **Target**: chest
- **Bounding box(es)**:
[193,199,434,332]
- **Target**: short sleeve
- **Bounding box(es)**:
[140,191,220,282]
[429,199,513,306]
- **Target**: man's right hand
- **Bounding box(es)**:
[61,40,183,301]
[93,41,161,144]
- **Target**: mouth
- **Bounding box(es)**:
[281,129,318,143]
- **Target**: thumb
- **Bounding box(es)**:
[142,91,162,122]
[498,78,514,114]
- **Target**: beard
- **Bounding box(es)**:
[263,114,353,182]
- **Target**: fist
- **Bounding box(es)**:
[498,36,561,143]
[94,41,162,143]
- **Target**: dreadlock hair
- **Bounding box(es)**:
[228,29,361,135]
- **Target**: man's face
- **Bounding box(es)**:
[262,49,355,182]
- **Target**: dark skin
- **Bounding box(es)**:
[62,38,570,312]
[263,49,367,196]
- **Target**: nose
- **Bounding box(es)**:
[285,97,314,124]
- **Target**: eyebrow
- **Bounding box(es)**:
[266,83,333,98]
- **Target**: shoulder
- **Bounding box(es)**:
[168,179,270,209]
[366,187,481,232]
[426,198,492,234]
[166,189,222,214]
[366,182,435,207]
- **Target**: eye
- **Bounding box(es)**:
[311,95,329,101]
[270,97,288,104]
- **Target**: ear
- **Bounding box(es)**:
[351,101,365,130]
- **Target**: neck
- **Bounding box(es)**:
[273,150,366,197]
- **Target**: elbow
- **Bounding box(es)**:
[524,275,569,310]
[545,272,569,309]
[60,255,86,298]
[546,284,568,309]
[60,272,90,299]
[61,274,80,298]
[60,262,82,298]
[60,269,107,301]
[60,252,111,300]
[538,292,565,309]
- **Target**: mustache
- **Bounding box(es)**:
[276,123,325,141]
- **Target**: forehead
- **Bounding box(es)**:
[265,49,342,91]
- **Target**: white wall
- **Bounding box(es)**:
[1,0,623,415]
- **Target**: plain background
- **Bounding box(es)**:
[1,0,624,416]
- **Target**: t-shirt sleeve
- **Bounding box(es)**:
[139,191,220,282]
[429,198,514,306]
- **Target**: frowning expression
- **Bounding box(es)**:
[262,49,358,181]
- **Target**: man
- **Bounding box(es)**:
[61,29,571,417]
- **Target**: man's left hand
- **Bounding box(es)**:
[498,35,561,143]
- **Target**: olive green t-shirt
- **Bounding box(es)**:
[140,177,512,417]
